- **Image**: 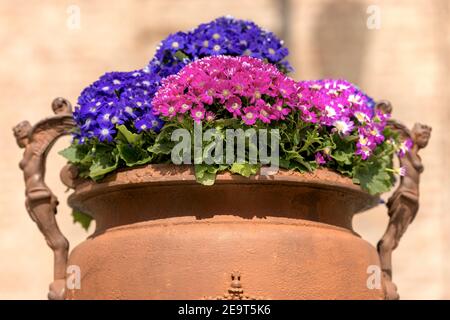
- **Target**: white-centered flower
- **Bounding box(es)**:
[333,119,354,135]
[195,111,203,118]
[348,94,362,105]
[125,106,134,115]
[354,111,369,123]
[325,106,336,118]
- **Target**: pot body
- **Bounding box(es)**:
[66,165,384,300]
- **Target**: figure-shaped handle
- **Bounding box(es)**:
[13,97,76,300]
[375,101,432,300]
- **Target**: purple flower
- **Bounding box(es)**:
[355,145,372,160]
[315,152,326,165]
[397,138,413,157]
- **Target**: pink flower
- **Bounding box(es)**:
[158,103,178,118]
[216,81,233,103]
[231,73,250,94]
[190,107,205,123]
[205,111,215,122]
[271,100,291,120]
[257,101,272,124]
[242,106,258,125]
[301,109,318,123]
[277,79,296,98]
[175,98,194,114]
[225,96,242,116]
[198,87,216,105]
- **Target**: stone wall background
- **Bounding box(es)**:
[0,0,448,299]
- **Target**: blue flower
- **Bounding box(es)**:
[94,122,116,143]
[134,114,164,133]
[162,32,189,52]
[147,16,293,77]
[75,69,162,142]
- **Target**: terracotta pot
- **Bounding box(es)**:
[63,164,383,300]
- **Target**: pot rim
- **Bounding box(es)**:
[67,164,379,211]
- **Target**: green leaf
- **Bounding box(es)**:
[293,130,300,146]
[89,148,118,180]
[147,141,174,155]
[58,144,89,164]
[118,143,151,166]
[214,118,241,128]
[72,210,93,231]
[279,159,290,169]
[230,163,259,178]
[116,125,141,144]
[194,164,217,186]
[298,128,321,154]
[148,127,176,155]
[353,162,393,195]
[289,158,316,172]
[332,150,353,165]
[285,150,303,162]
[174,50,189,61]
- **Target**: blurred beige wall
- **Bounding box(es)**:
[0,0,448,299]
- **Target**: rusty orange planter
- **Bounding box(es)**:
[61,164,383,300]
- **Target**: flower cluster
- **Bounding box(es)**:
[73,71,164,143]
[152,56,300,125]
[74,16,292,144]
[152,56,392,161]
[295,79,387,160]
[146,16,292,78]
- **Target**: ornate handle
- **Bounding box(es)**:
[375,101,432,300]
[13,97,76,300]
